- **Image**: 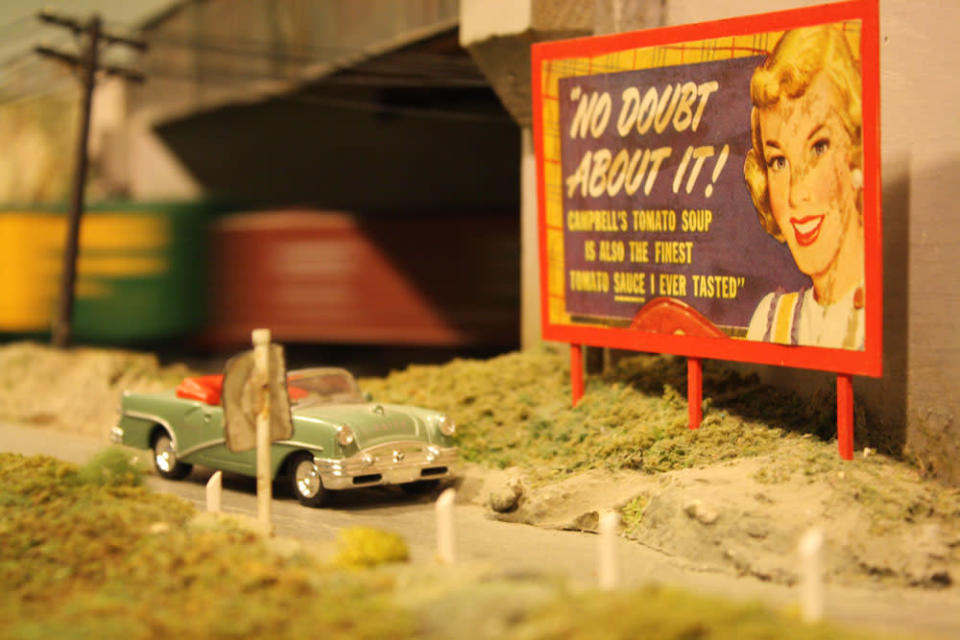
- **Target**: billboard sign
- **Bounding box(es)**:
[532,0,881,376]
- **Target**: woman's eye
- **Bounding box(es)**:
[812,139,829,156]
[767,156,787,171]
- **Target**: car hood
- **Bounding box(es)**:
[294,402,424,448]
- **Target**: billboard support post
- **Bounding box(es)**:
[570,343,584,407]
[688,358,703,430]
[837,375,854,460]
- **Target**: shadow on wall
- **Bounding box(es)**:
[153,96,520,212]
[898,155,960,484]
[740,152,910,458]
[858,151,909,457]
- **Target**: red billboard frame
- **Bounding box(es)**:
[531,1,881,459]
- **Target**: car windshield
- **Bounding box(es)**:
[287,369,365,405]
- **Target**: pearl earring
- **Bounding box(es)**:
[851,168,863,190]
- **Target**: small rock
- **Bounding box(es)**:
[683,499,719,525]
[489,477,523,513]
[745,521,768,539]
[570,511,599,532]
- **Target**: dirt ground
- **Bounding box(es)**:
[466,453,958,590]
[2,341,957,596]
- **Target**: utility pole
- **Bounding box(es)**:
[35,11,146,348]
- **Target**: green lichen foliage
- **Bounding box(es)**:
[335,526,410,569]
[74,446,145,487]
[0,452,414,640]
[507,585,891,640]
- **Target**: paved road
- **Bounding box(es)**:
[2,421,958,638]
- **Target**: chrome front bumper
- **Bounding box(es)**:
[314,441,457,490]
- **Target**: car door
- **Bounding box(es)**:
[182,403,254,474]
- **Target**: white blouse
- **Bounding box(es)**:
[746,284,864,349]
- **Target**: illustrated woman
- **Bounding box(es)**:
[743,25,865,349]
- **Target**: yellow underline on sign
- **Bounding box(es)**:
[614,296,646,303]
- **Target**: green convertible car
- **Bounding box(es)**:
[112,367,457,507]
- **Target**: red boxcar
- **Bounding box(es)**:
[207,210,519,347]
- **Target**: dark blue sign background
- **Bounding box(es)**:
[559,56,809,331]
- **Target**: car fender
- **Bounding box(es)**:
[115,411,175,451]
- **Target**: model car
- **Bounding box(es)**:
[112,367,457,507]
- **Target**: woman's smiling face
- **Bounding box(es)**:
[758,72,859,279]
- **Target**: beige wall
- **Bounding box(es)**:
[460,0,533,44]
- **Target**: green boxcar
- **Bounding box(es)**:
[0,201,214,343]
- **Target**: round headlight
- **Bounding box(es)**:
[336,425,355,447]
[438,415,456,436]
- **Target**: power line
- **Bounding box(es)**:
[103,16,457,60]
[96,17,483,82]
[131,38,485,87]
[138,59,489,89]
[35,45,144,82]
[276,92,514,125]
[147,35,479,73]
[136,66,511,125]
[38,10,145,51]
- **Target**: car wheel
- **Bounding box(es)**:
[290,453,327,507]
[152,432,192,480]
[400,479,440,495]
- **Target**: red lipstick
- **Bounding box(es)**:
[790,215,824,247]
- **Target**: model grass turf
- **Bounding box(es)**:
[507,587,881,640]
[748,436,960,537]
[0,452,415,640]
[360,348,848,483]
[0,453,909,640]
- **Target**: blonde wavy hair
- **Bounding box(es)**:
[743,26,862,242]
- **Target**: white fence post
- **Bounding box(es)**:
[598,510,620,590]
[206,470,222,513]
[799,527,825,622]
[436,488,456,564]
